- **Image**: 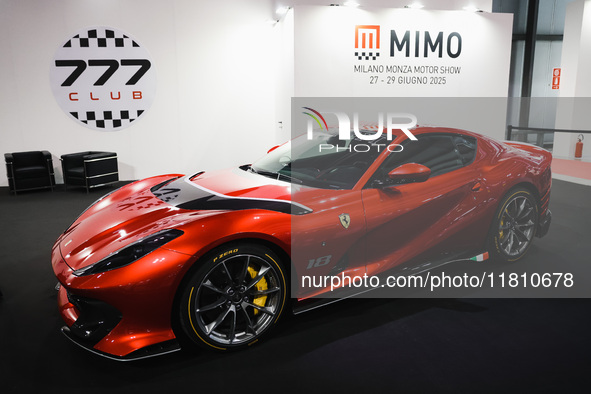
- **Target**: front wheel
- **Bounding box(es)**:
[178,243,288,351]
[487,188,539,263]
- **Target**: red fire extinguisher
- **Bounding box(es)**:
[575,134,584,158]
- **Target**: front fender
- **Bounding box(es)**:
[163,208,291,289]
[167,208,290,258]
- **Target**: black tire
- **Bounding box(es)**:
[487,187,539,263]
[178,243,288,351]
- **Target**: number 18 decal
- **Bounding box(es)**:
[307,255,333,269]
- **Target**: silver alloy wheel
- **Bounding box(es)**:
[192,254,283,346]
[498,195,536,257]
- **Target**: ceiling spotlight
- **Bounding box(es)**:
[405,3,424,9]
[463,5,482,12]
[344,1,360,6]
[266,19,279,25]
[276,7,289,15]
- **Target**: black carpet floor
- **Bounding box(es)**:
[1,180,590,393]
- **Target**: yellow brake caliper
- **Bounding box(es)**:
[247,266,268,315]
[499,217,504,239]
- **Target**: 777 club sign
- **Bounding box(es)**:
[50,26,156,131]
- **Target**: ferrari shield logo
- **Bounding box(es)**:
[339,213,351,229]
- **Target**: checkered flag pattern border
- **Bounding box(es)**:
[70,110,145,129]
[355,51,380,60]
[63,29,140,48]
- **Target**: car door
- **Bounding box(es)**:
[288,139,377,299]
[291,187,367,298]
[361,133,483,276]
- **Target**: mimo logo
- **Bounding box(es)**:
[353,24,462,60]
[355,25,380,60]
[302,107,418,142]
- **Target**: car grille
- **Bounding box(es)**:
[67,291,122,345]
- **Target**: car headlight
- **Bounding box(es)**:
[73,229,184,276]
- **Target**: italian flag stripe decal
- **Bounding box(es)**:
[470,252,489,262]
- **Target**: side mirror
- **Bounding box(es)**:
[267,145,280,154]
[387,163,431,184]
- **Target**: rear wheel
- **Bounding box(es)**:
[178,243,287,351]
[487,188,539,262]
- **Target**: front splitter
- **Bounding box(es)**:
[61,326,181,361]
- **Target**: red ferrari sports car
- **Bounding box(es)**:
[52,127,552,360]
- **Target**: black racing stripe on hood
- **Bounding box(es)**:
[176,195,310,215]
[151,176,312,215]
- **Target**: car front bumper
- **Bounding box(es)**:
[52,242,191,360]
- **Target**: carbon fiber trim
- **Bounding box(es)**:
[61,326,181,361]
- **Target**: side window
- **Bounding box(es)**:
[453,135,477,166]
[368,133,477,186]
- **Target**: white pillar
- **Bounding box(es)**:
[554,0,591,159]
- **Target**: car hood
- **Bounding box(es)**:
[58,186,196,271]
[59,168,308,271]
[153,167,311,215]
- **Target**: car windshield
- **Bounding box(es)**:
[249,131,393,189]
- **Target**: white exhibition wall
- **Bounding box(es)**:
[0,0,510,187]
[0,0,278,186]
